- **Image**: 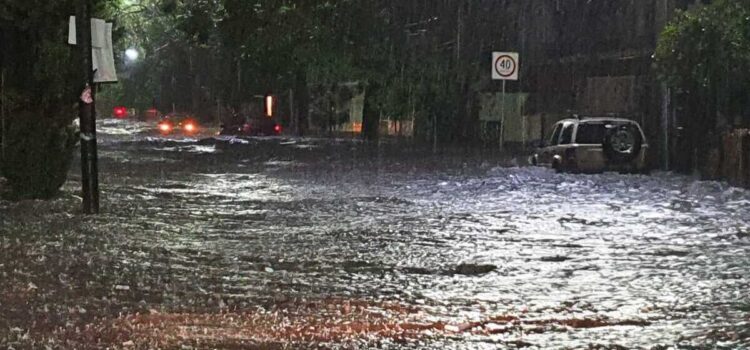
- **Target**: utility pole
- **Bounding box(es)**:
[76,0,100,214]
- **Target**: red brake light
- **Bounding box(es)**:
[113,106,127,118]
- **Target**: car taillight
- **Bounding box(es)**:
[274,124,282,133]
[113,106,127,118]
[184,122,196,133]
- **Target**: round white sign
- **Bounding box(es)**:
[494,55,517,78]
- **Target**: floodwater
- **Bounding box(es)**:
[1,118,749,349]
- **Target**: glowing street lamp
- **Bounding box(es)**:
[125,48,139,61]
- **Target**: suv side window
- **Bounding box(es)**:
[549,124,563,146]
[560,123,574,144]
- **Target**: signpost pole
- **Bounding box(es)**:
[500,80,506,152]
[493,52,518,153]
[76,0,100,214]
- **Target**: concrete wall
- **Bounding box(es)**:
[479,93,529,143]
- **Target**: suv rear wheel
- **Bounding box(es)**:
[603,124,642,164]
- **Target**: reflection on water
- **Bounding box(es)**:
[3,120,749,348]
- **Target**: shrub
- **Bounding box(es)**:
[1,112,78,199]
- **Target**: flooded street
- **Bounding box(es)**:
[2,119,750,349]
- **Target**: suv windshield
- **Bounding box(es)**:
[575,123,608,144]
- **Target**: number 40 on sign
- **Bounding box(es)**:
[492,52,519,81]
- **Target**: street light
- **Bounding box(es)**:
[125,48,139,61]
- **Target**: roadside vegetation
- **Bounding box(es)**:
[655,0,750,175]
[0,0,117,198]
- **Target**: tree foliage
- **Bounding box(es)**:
[0,0,121,119]
[115,0,497,142]
[0,0,119,198]
[655,0,750,122]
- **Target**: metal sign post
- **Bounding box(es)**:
[492,52,519,152]
[501,80,506,151]
[76,1,100,214]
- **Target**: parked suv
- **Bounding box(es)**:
[531,116,648,174]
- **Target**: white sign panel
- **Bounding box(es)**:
[90,18,106,48]
[68,16,118,83]
[92,23,118,83]
[68,16,76,45]
[492,52,519,81]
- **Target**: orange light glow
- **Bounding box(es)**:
[352,122,363,133]
[265,95,274,117]
[184,123,196,133]
[158,123,172,134]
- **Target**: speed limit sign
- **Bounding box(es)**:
[492,52,519,81]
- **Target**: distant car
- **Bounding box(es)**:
[156,113,201,136]
[531,116,648,174]
[220,116,282,136]
[112,106,128,119]
[142,108,161,121]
